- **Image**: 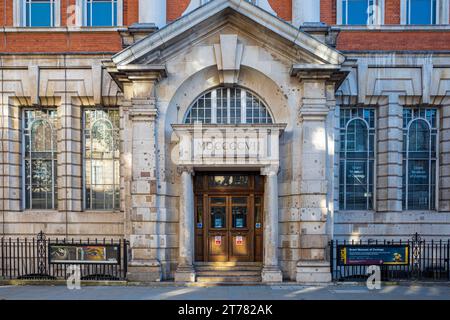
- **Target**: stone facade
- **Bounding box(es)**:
[1,0,450,283]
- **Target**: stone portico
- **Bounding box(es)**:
[105,0,346,283]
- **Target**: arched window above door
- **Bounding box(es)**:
[184,87,273,124]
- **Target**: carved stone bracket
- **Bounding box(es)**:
[214,34,244,85]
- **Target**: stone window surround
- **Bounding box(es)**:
[402,107,439,211]
[13,0,124,27]
[335,103,442,213]
[14,104,123,213]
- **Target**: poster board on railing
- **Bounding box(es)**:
[337,244,409,266]
[48,243,120,265]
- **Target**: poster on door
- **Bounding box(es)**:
[236,236,244,246]
[214,236,222,246]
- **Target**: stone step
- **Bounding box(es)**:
[195,262,262,272]
[196,275,262,283]
[195,266,262,272]
[196,270,261,276]
[195,262,262,267]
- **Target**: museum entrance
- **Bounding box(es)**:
[194,173,264,262]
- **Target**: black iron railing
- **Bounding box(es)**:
[330,234,450,281]
[0,232,128,281]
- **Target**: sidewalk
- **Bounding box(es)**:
[0,283,449,300]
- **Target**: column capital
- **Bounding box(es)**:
[260,165,279,176]
[129,107,158,121]
[177,165,195,176]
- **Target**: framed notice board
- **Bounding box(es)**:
[337,244,409,266]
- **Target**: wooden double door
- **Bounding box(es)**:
[194,173,264,262]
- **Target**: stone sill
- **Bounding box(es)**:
[19,210,123,214]
[1,26,122,33]
[336,210,444,214]
[332,25,450,31]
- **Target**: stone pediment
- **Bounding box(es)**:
[110,0,345,68]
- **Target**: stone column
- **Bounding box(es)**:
[296,78,332,284]
[377,95,403,212]
[261,166,283,283]
[174,166,196,282]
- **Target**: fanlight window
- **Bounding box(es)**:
[402,108,438,210]
[339,108,375,210]
[184,87,273,124]
[23,109,58,209]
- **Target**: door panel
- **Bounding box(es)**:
[208,232,228,262]
[195,174,263,262]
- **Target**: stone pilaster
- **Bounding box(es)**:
[261,166,283,283]
[126,100,162,282]
[0,98,21,216]
[117,67,167,282]
[440,100,450,211]
[57,98,83,217]
[174,166,196,282]
[376,95,403,212]
[295,78,332,284]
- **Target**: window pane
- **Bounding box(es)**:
[84,109,120,210]
[87,0,117,26]
[345,0,371,25]
[402,108,437,210]
[27,1,54,27]
[339,108,375,210]
[185,87,272,124]
[408,0,436,24]
[23,109,58,209]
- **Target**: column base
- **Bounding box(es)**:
[127,260,162,282]
[174,265,196,282]
[261,266,283,283]
[296,261,332,284]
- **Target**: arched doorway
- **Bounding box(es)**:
[183,86,273,262]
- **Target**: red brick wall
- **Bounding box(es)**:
[124,0,139,26]
[166,0,190,22]
[1,1,450,53]
[2,0,14,26]
[385,0,401,24]
[269,0,291,21]
[0,32,122,53]
[337,30,450,51]
[321,0,336,25]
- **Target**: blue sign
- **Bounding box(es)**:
[214,218,223,228]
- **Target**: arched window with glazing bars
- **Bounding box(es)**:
[339,108,375,210]
[184,87,273,124]
[23,108,58,209]
[83,109,120,210]
[402,108,438,210]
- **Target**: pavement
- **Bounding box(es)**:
[0,283,450,300]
